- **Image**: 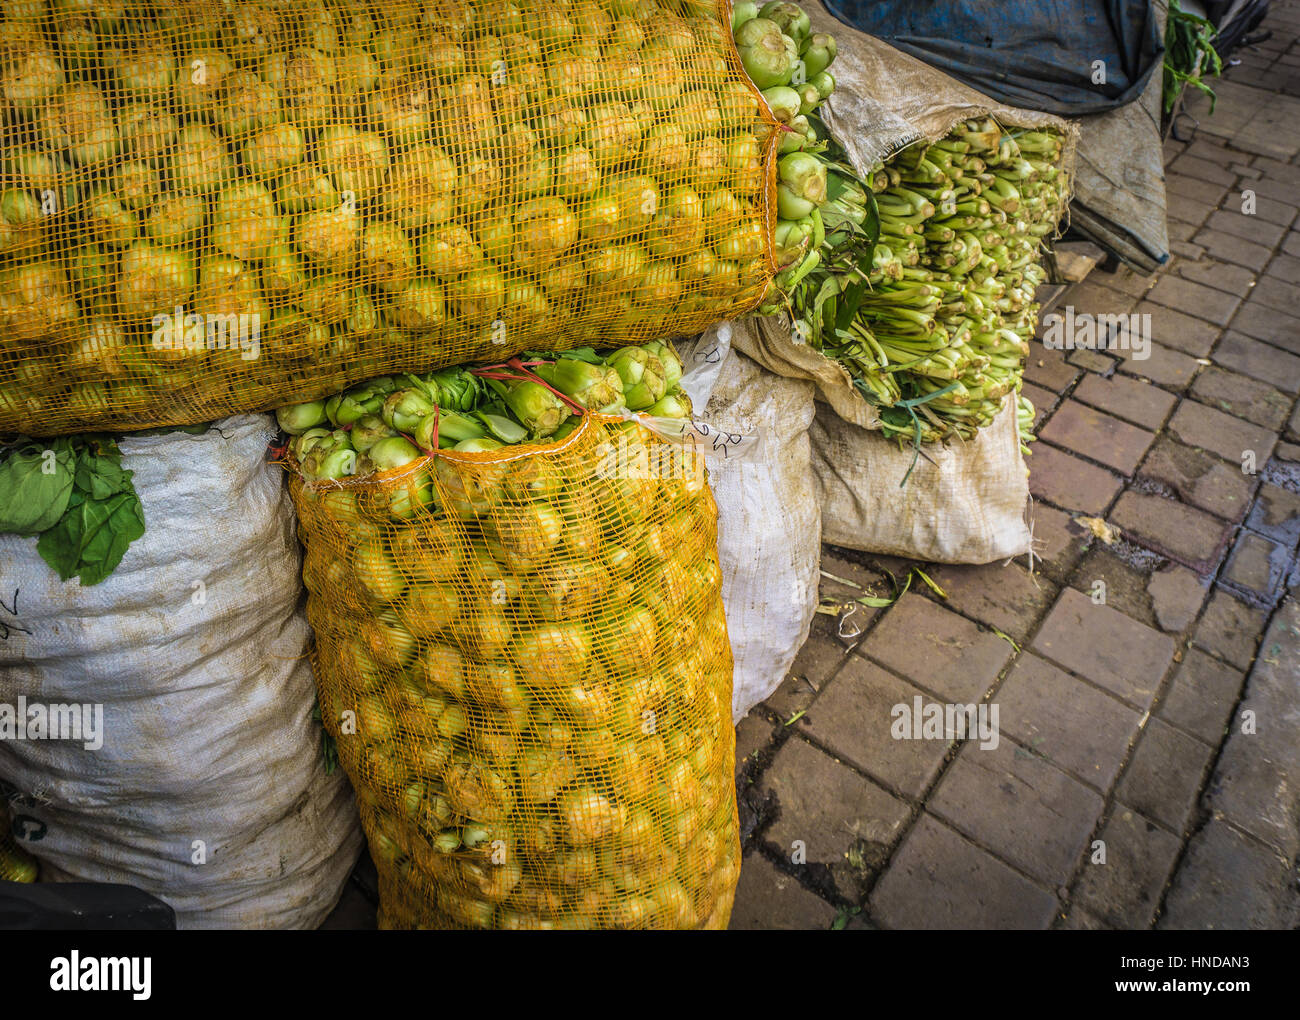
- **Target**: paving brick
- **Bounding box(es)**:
[1165,191,1217,227]
[1072,372,1177,430]
[1222,530,1291,600]
[1170,239,1207,261]
[1290,400,1300,440]
[1193,589,1269,670]
[1168,154,1238,188]
[1072,806,1183,929]
[1245,273,1300,314]
[1028,443,1124,514]
[735,711,776,781]
[1246,482,1300,546]
[729,853,839,930]
[815,552,888,642]
[1020,381,1057,426]
[1203,599,1300,855]
[1024,341,1082,392]
[1173,257,1257,298]
[1191,226,1275,271]
[1212,331,1300,392]
[764,669,827,721]
[1138,435,1258,522]
[1190,366,1294,430]
[1037,400,1155,475]
[1061,280,1139,318]
[758,737,910,899]
[929,739,1103,886]
[1146,563,1211,633]
[1100,264,1158,299]
[1285,230,1300,258]
[1023,503,1092,582]
[1145,274,1243,327]
[1135,301,1225,359]
[1166,217,1200,244]
[1117,719,1216,832]
[1265,252,1300,285]
[1109,491,1233,572]
[1230,298,1300,354]
[1071,545,1162,631]
[1278,440,1300,462]
[870,814,1058,930]
[996,653,1141,791]
[860,594,1013,704]
[1201,208,1288,248]
[1115,341,1201,389]
[1169,399,1278,464]
[1066,347,1119,374]
[1057,905,1112,929]
[1032,586,1175,708]
[1158,820,1299,930]
[798,656,950,800]
[1159,647,1245,746]
[921,561,1057,641]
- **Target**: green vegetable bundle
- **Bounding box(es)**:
[0,0,775,437]
[764,119,1069,449]
[277,340,692,489]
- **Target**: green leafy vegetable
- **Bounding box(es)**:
[0,438,76,535]
[0,435,146,586]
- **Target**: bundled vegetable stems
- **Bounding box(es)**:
[277,340,692,488]
[765,119,1069,446]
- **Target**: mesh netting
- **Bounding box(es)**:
[0,0,777,436]
[289,413,740,929]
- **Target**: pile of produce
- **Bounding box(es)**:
[276,340,693,487]
[763,121,1069,448]
[283,354,740,928]
[0,0,775,436]
[729,2,838,274]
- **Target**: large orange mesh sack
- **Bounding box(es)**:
[288,413,741,928]
[0,0,778,437]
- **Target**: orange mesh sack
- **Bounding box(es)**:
[0,0,778,437]
[289,414,740,928]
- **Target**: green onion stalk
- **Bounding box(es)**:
[757,119,1069,445]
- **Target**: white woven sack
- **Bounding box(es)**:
[0,416,362,928]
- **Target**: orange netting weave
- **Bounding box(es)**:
[289,413,740,929]
[0,0,778,436]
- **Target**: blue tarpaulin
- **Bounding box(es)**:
[823,0,1165,115]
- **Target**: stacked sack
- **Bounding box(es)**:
[282,353,741,929]
[0,0,777,435]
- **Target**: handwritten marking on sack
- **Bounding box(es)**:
[0,587,33,641]
[11,814,47,842]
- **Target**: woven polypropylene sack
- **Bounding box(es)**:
[810,396,1031,564]
[0,416,362,928]
[288,414,740,929]
[0,0,778,437]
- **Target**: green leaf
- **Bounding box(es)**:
[37,488,145,586]
[0,438,77,536]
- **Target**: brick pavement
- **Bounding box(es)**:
[730,3,1300,930]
